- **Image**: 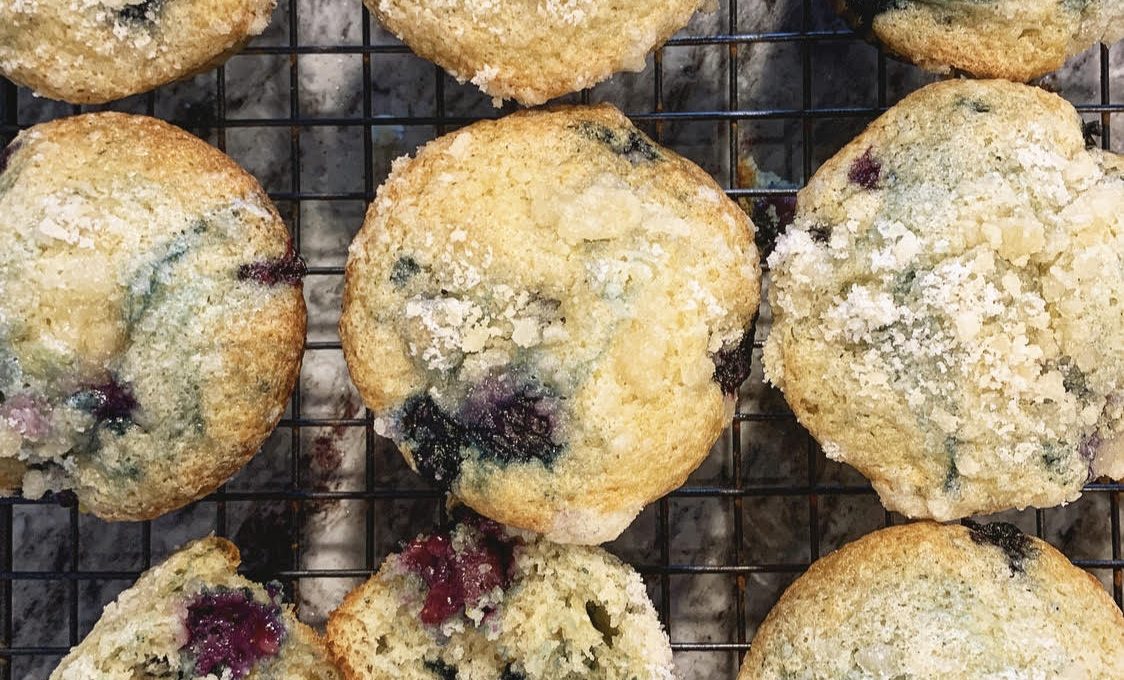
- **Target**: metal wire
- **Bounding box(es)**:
[0,2,1121,678]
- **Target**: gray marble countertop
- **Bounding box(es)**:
[4,1,1124,678]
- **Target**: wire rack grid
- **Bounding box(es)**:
[1,0,1123,678]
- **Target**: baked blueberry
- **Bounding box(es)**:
[51,538,340,680]
[327,515,675,680]
[185,588,286,678]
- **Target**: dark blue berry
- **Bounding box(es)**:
[399,374,564,488]
[390,256,421,287]
[964,520,1036,574]
[117,0,162,23]
[238,247,306,286]
[459,373,563,466]
[68,379,139,435]
[184,588,286,679]
[1083,121,1103,149]
[575,122,661,163]
[848,147,881,189]
[424,660,458,680]
[750,195,797,256]
[711,327,754,394]
[400,395,468,487]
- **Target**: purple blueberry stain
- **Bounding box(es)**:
[238,246,306,286]
[398,513,519,626]
[0,394,51,442]
[848,147,881,189]
[711,327,754,394]
[1079,433,1102,481]
[399,372,565,489]
[68,379,139,435]
[965,520,1036,574]
[184,588,286,679]
[458,372,564,465]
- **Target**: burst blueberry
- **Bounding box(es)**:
[848,147,881,189]
[238,246,306,286]
[400,374,564,488]
[184,588,286,678]
[69,379,139,434]
[400,395,469,486]
[711,327,754,394]
[576,122,661,163]
[398,517,519,626]
[459,372,563,466]
[965,520,1036,574]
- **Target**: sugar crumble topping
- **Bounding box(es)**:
[766,83,1124,513]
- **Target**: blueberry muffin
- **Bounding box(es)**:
[368,0,707,106]
[0,113,306,520]
[51,537,341,680]
[0,0,275,103]
[326,512,676,680]
[833,0,1124,81]
[740,521,1124,678]
[340,104,760,544]
[764,79,1124,520]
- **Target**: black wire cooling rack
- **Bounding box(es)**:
[1,1,1123,678]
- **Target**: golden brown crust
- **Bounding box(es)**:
[832,0,1124,82]
[368,0,705,105]
[0,112,306,521]
[341,103,759,544]
[740,522,1124,678]
[0,0,275,104]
